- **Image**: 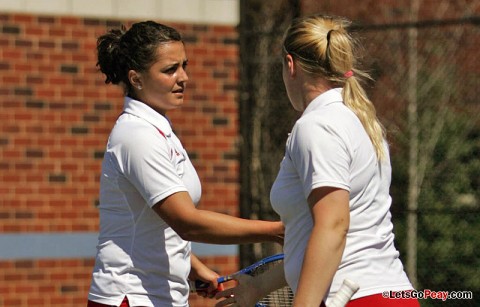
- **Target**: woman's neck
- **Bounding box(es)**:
[301,77,334,109]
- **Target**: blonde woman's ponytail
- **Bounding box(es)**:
[283,14,387,161]
[342,73,386,160]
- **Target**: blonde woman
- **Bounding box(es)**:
[216,15,419,307]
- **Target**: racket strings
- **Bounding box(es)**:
[251,259,294,307]
[257,286,294,306]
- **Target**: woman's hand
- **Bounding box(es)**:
[215,263,287,307]
[272,221,285,245]
[215,274,260,307]
[189,254,223,298]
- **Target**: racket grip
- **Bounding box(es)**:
[328,279,360,307]
[189,279,223,294]
[188,280,209,293]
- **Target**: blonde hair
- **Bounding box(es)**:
[283,15,386,160]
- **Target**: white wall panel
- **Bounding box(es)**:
[0,0,239,25]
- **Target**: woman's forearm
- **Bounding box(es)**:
[153,191,284,245]
[293,225,346,307]
[293,187,349,307]
[180,209,284,244]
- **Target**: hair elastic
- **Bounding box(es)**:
[344,70,354,78]
[326,29,334,44]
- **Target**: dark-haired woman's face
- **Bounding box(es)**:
[135,41,189,115]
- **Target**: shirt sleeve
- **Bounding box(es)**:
[288,117,351,199]
[119,124,188,207]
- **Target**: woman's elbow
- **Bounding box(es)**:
[172,224,201,242]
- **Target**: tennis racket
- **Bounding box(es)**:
[256,275,359,307]
[190,253,293,306]
[328,278,360,307]
[190,253,359,307]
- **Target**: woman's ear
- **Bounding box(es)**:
[128,70,143,90]
[285,54,296,78]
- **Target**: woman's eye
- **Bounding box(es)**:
[164,66,177,74]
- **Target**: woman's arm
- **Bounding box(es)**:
[293,187,349,307]
[214,262,287,307]
[152,191,284,245]
[189,253,222,297]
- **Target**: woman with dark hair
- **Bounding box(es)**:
[87,21,283,307]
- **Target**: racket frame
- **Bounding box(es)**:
[190,253,285,291]
[190,253,359,307]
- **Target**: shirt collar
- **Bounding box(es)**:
[302,88,343,116]
[123,96,173,136]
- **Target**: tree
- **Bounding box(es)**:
[380,1,480,304]
[238,0,300,266]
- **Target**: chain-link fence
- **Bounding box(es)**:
[238,2,480,306]
[361,17,480,307]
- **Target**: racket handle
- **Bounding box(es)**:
[188,279,223,293]
[188,280,209,293]
[328,279,360,307]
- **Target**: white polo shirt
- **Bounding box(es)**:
[270,89,413,303]
[88,97,201,307]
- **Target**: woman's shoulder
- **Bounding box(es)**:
[296,103,353,130]
[109,115,168,152]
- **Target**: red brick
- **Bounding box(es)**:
[26,297,47,305]
[59,17,79,26]
[3,298,23,306]
[25,27,45,36]
[1,12,239,307]
[2,50,23,60]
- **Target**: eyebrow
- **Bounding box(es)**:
[164,58,188,67]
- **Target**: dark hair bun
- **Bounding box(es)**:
[96,28,126,85]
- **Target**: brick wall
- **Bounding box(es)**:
[0,13,239,307]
